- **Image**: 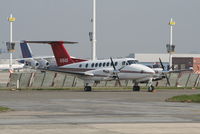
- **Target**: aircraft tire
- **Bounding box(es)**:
[133,86,140,92]
[84,86,92,92]
[148,85,155,92]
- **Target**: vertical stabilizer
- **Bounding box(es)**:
[20,42,33,58]
[50,42,74,66]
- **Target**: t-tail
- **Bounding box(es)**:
[50,42,75,66]
[23,41,87,66]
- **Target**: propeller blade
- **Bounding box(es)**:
[110,57,121,86]
[159,58,165,70]
[165,74,171,86]
[110,57,116,70]
[159,58,171,86]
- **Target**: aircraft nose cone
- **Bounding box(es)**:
[130,64,155,74]
[145,66,155,74]
[139,65,155,74]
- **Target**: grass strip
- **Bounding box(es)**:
[0,106,11,112]
[166,94,200,103]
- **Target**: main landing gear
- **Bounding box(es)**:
[132,83,140,91]
[84,83,92,92]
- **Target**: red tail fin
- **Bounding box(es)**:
[50,42,74,66]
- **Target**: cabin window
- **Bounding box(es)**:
[99,63,102,67]
[115,62,118,66]
[79,64,82,68]
[85,63,88,68]
[95,63,98,67]
[106,62,110,66]
[103,62,106,67]
[122,61,126,65]
[111,62,114,66]
[91,63,94,68]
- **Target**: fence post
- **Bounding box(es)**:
[28,72,35,87]
[175,72,182,87]
[41,72,46,87]
[72,76,77,87]
[185,73,192,88]
[51,73,57,87]
[193,74,200,88]
[62,74,67,87]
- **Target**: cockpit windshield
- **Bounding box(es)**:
[127,60,137,65]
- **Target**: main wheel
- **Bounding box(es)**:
[84,86,92,92]
[148,85,155,92]
[133,86,140,91]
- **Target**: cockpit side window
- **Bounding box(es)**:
[122,61,126,66]
[127,60,136,65]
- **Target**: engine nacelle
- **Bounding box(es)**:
[38,59,50,68]
[24,59,40,69]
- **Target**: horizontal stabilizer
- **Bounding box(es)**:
[23,41,78,44]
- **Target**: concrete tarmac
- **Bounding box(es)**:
[0,89,200,133]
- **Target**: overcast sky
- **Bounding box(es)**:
[0,0,200,59]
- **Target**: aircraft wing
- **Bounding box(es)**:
[162,69,193,74]
[41,68,94,77]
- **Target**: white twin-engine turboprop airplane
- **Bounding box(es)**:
[23,41,156,92]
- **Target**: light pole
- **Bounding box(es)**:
[92,0,96,60]
[8,14,16,71]
[166,18,175,70]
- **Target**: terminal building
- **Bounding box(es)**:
[127,53,200,71]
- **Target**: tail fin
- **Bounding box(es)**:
[23,41,87,66]
[20,42,33,58]
[50,42,74,66]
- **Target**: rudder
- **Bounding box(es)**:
[50,42,74,66]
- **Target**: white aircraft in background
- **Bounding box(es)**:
[22,40,158,92]
[0,64,24,71]
[19,41,86,69]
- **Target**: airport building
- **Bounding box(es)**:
[128,53,200,71]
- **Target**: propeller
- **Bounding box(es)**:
[159,58,171,86]
[110,57,122,86]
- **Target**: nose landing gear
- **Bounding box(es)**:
[147,78,155,92]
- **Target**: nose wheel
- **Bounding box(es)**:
[148,85,155,92]
[147,78,155,92]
